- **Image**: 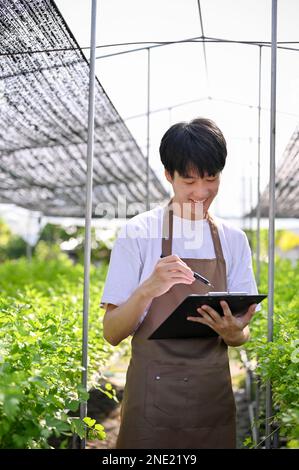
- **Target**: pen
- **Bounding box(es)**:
[160,254,214,288]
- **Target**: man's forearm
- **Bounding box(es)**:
[103,283,154,346]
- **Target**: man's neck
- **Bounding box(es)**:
[170,199,207,221]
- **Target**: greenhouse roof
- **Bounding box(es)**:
[0,0,169,217]
[258,125,299,218]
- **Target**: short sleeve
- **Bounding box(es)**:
[100,229,142,309]
[227,230,261,311]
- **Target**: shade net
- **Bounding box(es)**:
[0,0,169,217]
[256,125,299,218]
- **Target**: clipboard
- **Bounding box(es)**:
[148,293,267,340]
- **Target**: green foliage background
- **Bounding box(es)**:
[0,256,129,448]
[1,218,298,448]
[244,258,299,448]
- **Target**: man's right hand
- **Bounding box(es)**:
[141,254,195,299]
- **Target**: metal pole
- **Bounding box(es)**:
[196,0,209,95]
[255,375,261,445]
[26,211,32,261]
[26,242,32,261]
[146,47,150,211]
[256,45,262,288]
[95,36,299,61]
[241,174,246,229]
[249,141,253,244]
[266,0,277,449]
[168,106,172,127]
[79,0,97,450]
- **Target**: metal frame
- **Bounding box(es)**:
[265,0,277,449]
[79,0,281,449]
[146,48,151,211]
[256,45,262,288]
[80,0,97,449]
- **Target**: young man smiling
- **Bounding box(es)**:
[101,118,259,449]
[164,168,220,219]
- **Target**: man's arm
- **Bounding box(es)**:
[103,254,196,346]
[103,285,154,346]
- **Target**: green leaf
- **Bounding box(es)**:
[65,399,80,412]
[70,418,86,439]
[3,397,20,417]
[94,424,105,431]
[83,417,96,428]
[77,385,90,401]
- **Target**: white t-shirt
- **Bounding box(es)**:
[100,205,260,331]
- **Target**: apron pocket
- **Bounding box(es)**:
[144,362,235,429]
[186,364,236,428]
[144,363,190,429]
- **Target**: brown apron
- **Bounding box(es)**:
[115,201,236,449]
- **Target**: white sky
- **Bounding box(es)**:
[56,0,299,218]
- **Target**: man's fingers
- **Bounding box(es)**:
[160,254,191,270]
[245,303,257,318]
[220,300,233,318]
[164,261,194,279]
[247,303,257,318]
[160,254,185,264]
[187,315,212,326]
[198,305,220,322]
[169,274,195,284]
[238,304,257,326]
[159,255,195,280]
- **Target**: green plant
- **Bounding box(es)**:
[0,257,129,448]
[244,258,299,448]
[0,219,27,261]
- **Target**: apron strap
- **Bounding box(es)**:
[161,200,173,256]
[206,213,225,262]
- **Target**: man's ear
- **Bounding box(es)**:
[164,169,173,183]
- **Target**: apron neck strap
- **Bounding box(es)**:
[161,200,173,256]
[206,213,225,261]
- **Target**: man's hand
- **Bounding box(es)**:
[142,254,195,299]
[187,300,257,346]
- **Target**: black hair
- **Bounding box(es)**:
[159,117,227,178]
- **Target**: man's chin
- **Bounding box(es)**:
[183,201,207,218]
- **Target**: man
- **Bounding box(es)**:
[101,118,259,449]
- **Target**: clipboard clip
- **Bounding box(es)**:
[207,291,248,296]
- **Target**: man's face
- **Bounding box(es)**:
[165,168,221,218]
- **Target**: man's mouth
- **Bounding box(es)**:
[189,198,208,204]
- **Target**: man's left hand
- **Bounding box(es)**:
[187,300,257,346]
